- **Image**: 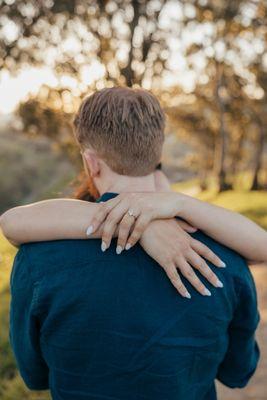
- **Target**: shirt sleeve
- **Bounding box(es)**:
[217,262,260,388]
[9,246,49,390]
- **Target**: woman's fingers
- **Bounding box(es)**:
[191,239,226,268]
[116,213,136,253]
[101,203,129,250]
[87,197,121,234]
[176,257,211,296]
[187,250,223,289]
[125,214,151,249]
[164,264,191,299]
[176,220,198,233]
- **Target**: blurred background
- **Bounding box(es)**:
[0,1,266,399]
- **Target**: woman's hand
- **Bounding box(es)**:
[88,192,182,251]
[140,219,225,298]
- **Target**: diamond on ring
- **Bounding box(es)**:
[128,209,136,218]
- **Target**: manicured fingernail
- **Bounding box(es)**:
[204,289,211,296]
[184,292,191,299]
[101,242,107,252]
[116,245,123,255]
[125,243,131,250]
[220,261,226,268]
[216,279,223,288]
[86,225,94,236]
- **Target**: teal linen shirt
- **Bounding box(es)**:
[10,192,260,400]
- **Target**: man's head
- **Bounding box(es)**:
[74,87,165,179]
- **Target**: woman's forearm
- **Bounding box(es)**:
[0,199,100,245]
[2,193,267,265]
[177,193,267,263]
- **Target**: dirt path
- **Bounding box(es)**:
[217,265,267,399]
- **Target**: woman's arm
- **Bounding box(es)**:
[91,192,267,264]
[0,198,225,298]
[177,193,267,263]
[0,199,99,246]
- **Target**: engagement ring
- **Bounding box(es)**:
[128,209,137,218]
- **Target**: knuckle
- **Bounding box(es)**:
[106,215,116,225]
[175,249,183,259]
[170,276,178,285]
[94,214,104,223]
[120,221,129,230]
[164,255,174,266]
[181,243,191,254]
[192,239,201,247]
[166,266,176,277]
[129,234,139,243]
[195,280,204,290]
[130,239,138,246]
[103,226,112,236]
[131,229,141,238]
[130,231,139,239]
[184,269,194,278]
[199,260,207,270]
[206,270,215,280]
[175,281,184,290]
[119,228,128,236]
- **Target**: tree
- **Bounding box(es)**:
[2,0,267,191]
[0,0,170,88]
[176,0,267,191]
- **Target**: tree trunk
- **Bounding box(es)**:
[214,64,232,192]
[121,1,140,87]
[251,119,265,190]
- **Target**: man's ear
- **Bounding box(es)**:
[83,150,100,178]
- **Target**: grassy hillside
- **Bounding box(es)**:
[0,131,77,214]
[0,188,266,399]
[196,189,267,229]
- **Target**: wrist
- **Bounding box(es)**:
[173,192,186,217]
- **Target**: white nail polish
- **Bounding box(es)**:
[216,280,223,288]
[101,242,107,252]
[116,246,123,255]
[185,292,191,299]
[125,243,131,251]
[86,225,94,236]
[220,261,226,268]
[204,289,212,296]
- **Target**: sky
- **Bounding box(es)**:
[0,68,58,114]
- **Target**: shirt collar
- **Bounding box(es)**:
[96,192,119,203]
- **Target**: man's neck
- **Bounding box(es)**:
[96,173,156,195]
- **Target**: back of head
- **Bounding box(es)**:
[74,87,165,176]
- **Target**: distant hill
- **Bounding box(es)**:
[0,130,78,213]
